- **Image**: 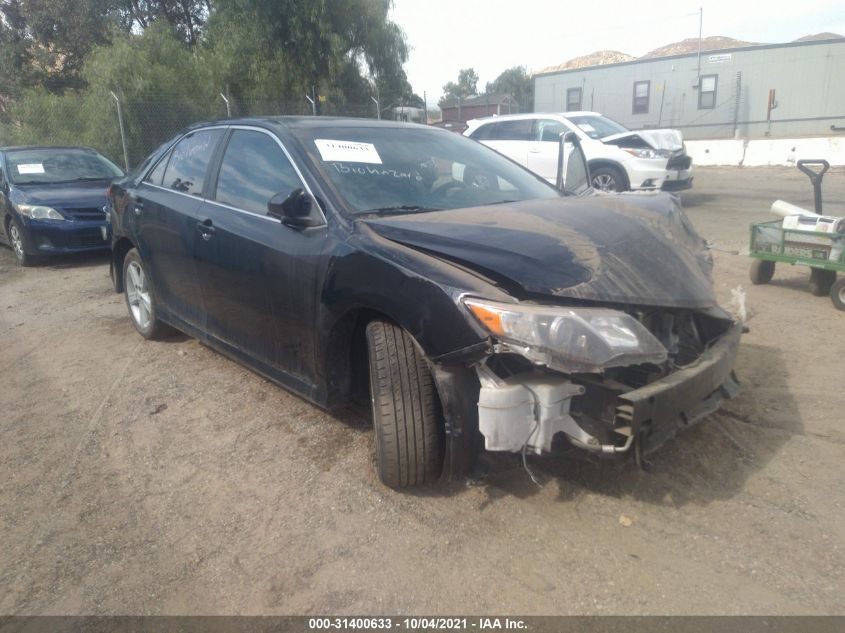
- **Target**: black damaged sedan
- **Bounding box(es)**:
[108,117,741,488]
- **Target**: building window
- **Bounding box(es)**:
[699,74,717,109]
[632,81,650,114]
[566,88,582,111]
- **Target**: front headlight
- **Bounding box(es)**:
[18,204,65,221]
[622,148,670,160]
[464,298,667,373]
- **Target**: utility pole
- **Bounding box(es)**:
[219,92,231,118]
[305,93,316,116]
[696,7,703,84]
[371,96,380,119]
[109,90,130,172]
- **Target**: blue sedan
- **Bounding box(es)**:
[0,146,125,266]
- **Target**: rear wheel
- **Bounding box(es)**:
[123,248,172,339]
[749,259,775,285]
[830,278,845,311]
[591,166,627,192]
[365,320,444,488]
[809,268,836,297]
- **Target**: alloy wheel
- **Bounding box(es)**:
[592,173,618,191]
[9,223,24,261]
[125,260,152,330]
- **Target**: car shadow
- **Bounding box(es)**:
[41,250,111,269]
[680,192,718,208]
[473,342,801,508]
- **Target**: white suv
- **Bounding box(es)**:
[464,111,693,192]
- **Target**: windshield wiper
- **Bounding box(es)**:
[47,177,112,184]
[361,205,444,216]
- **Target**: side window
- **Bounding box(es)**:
[699,74,717,109]
[163,129,223,196]
[535,119,568,143]
[566,88,582,111]
[492,120,532,141]
[214,130,302,215]
[144,152,170,186]
[469,123,496,141]
[633,81,650,114]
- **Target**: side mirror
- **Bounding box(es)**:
[556,132,591,196]
[268,188,323,228]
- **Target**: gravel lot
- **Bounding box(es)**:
[1,167,843,615]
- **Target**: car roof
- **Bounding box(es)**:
[182,116,434,134]
[1,145,102,153]
[465,111,602,127]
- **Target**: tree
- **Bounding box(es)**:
[2,22,217,164]
[117,0,212,46]
[0,0,121,93]
[486,65,533,111]
[439,67,478,106]
[207,0,411,114]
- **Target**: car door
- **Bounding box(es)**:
[527,119,572,183]
[476,119,534,167]
[193,127,327,387]
[129,128,224,333]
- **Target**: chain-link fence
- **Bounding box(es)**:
[0,89,396,171]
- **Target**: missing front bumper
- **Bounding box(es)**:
[474,321,742,457]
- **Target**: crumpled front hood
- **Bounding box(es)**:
[11,180,111,208]
[602,129,684,151]
[361,193,716,309]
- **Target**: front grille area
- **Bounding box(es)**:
[62,207,106,221]
[66,228,107,248]
[667,154,692,170]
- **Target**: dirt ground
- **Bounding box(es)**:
[0,167,843,616]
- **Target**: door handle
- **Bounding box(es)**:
[197,219,216,241]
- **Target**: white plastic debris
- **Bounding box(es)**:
[728,285,748,323]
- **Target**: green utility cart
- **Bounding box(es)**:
[748,160,845,311]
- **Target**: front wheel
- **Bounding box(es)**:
[591,166,627,192]
[365,320,444,488]
[123,248,172,339]
[8,217,35,266]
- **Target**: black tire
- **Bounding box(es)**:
[365,320,444,488]
[809,268,836,297]
[590,166,627,192]
[749,259,775,285]
[122,248,173,339]
[7,217,36,266]
[830,278,845,311]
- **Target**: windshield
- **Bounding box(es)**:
[6,148,124,185]
[566,115,629,140]
[294,125,561,215]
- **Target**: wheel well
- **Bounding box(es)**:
[588,160,630,189]
[323,308,396,409]
[112,237,135,293]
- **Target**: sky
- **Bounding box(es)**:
[389,0,845,106]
